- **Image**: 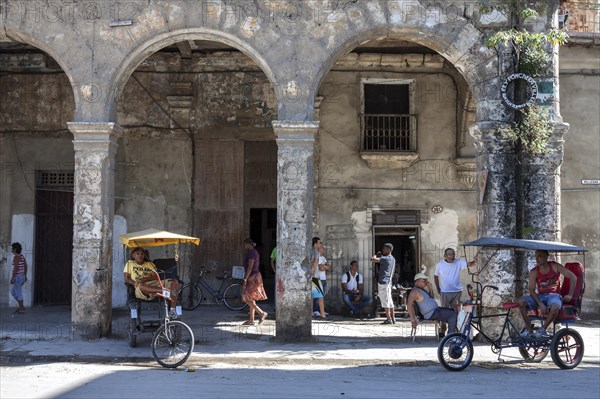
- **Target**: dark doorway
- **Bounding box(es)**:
[34,171,74,305]
[249,208,276,302]
[373,226,419,317]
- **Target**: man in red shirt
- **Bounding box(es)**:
[518,250,577,338]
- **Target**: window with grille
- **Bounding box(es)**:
[36,171,74,188]
[361,80,417,152]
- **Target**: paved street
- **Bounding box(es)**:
[2,360,600,399]
[1,305,599,398]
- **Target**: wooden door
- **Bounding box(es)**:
[34,189,73,305]
[194,140,244,272]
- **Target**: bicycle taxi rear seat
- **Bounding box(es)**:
[500,261,585,323]
[126,257,178,305]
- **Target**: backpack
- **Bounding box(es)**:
[346,271,360,286]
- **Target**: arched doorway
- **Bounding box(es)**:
[0,40,75,306]
[113,38,277,305]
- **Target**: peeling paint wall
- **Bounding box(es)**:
[559,46,600,315]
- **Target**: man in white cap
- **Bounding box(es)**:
[407,270,457,336]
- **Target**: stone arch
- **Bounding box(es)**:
[311,25,500,123]
[107,28,278,120]
[3,28,78,105]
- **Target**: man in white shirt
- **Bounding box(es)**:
[341,260,373,317]
[434,248,477,336]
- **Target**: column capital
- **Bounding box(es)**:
[68,122,123,144]
[272,120,319,143]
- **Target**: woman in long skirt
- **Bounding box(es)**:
[241,238,268,325]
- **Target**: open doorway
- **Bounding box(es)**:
[249,208,276,302]
[373,226,419,317]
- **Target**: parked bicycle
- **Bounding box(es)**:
[179,269,247,311]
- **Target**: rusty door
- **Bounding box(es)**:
[34,188,73,305]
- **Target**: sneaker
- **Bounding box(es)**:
[382,319,393,325]
[313,311,320,317]
[520,330,533,338]
[533,327,551,338]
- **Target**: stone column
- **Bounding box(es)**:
[67,122,122,339]
[472,122,517,307]
[272,120,319,341]
[521,123,568,243]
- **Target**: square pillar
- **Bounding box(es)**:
[67,122,122,339]
[272,120,319,341]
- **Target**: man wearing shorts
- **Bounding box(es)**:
[372,243,396,324]
[518,250,577,338]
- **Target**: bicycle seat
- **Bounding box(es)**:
[501,302,519,309]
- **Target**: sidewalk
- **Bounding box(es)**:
[1,304,599,369]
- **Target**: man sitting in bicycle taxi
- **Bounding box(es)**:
[518,250,577,339]
[124,247,180,317]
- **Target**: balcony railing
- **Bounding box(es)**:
[559,1,600,37]
[360,114,417,152]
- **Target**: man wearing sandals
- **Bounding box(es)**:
[518,250,577,339]
[124,247,180,316]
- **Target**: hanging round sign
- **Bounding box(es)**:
[500,73,538,109]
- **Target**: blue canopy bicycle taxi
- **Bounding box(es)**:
[438,237,586,371]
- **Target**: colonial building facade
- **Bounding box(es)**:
[1,1,598,340]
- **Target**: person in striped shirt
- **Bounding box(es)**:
[10,242,28,314]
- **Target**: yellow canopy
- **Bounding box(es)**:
[119,229,200,248]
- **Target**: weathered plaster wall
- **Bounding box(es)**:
[559,46,600,314]
[0,136,74,306]
[114,58,276,275]
[318,189,477,312]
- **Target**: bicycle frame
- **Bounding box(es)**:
[461,306,551,362]
[194,271,230,302]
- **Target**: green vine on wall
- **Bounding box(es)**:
[487,28,568,77]
[483,2,568,155]
[499,104,553,156]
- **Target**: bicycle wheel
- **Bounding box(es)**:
[550,328,584,369]
[518,328,549,362]
[180,284,203,311]
[437,332,473,371]
[151,320,195,368]
[223,283,247,311]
